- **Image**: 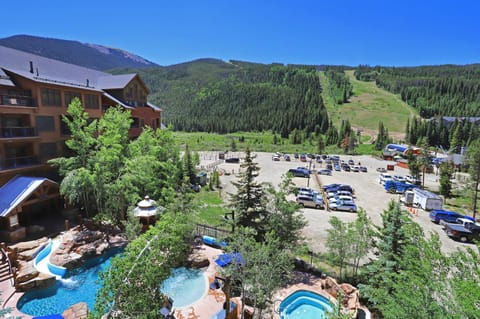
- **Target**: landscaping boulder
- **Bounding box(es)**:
[63,302,89,319]
[187,251,210,268]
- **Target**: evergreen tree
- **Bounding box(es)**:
[439,162,453,203]
[229,148,269,241]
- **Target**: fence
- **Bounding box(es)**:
[194,223,230,239]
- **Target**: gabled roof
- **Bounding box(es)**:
[0,176,58,217]
[0,45,106,89]
[147,101,163,112]
[97,73,137,90]
[102,92,132,109]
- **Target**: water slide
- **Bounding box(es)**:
[34,238,67,279]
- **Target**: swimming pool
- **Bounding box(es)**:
[160,267,208,308]
[18,250,208,316]
[279,290,333,319]
[18,247,122,316]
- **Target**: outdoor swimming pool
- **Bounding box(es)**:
[18,250,207,316]
[279,290,333,319]
[160,267,208,308]
[18,247,122,316]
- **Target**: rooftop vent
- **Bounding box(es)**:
[29,61,34,73]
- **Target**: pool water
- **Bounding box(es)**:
[18,248,121,316]
[279,290,332,319]
[18,250,207,316]
[160,267,208,308]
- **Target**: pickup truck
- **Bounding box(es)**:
[445,222,480,243]
[439,217,475,229]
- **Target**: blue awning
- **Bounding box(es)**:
[33,315,64,319]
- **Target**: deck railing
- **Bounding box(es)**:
[0,127,37,138]
[0,94,35,107]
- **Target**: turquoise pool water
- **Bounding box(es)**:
[18,248,121,317]
[279,290,332,319]
[18,250,207,316]
[160,267,207,308]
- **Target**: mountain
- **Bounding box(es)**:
[0,35,159,71]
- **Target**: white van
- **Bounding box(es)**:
[379,173,393,185]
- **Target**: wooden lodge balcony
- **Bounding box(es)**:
[0,127,37,139]
[0,94,36,107]
[1,155,40,171]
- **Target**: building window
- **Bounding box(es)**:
[131,117,140,128]
[41,88,61,106]
[85,94,99,109]
[39,142,57,160]
[60,116,71,135]
[36,116,55,132]
[64,91,81,107]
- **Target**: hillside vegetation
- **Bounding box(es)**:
[115,60,330,137]
[355,64,480,118]
[322,70,415,135]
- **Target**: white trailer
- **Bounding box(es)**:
[413,188,443,211]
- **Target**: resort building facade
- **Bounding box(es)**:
[0,45,162,185]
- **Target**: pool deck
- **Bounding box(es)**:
[0,244,232,319]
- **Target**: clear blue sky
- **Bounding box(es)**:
[1,0,479,67]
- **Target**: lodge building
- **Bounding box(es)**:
[0,45,162,185]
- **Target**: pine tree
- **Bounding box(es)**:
[229,148,269,241]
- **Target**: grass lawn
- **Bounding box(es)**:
[192,189,230,227]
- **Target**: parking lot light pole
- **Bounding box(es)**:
[307,160,313,187]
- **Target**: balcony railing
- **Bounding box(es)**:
[2,156,39,170]
[1,95,36,107]
[0,127,37,138]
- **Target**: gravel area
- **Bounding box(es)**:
[200,151,470,255]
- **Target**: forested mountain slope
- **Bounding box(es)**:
[115,60,330,137]
[354,64,480,118]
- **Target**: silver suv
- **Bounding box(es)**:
[296,195,325,209]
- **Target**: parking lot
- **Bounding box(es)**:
[205,151,470,255]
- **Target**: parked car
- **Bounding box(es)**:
[283,154,291,161]
[288,168,310,178]
[329,195,354,204]
[440,217,476,229]
[272,154,280,161]
[296,195,325,209]
[297,187,319,196]
[327,190,354,199]
[359,166,368,172]
[300,154,307,162]
[316,155,323,163]
[405,175,422,185]
[318,169,332,175]
[379,173,393,185]
[351,166,360,172]
[323,183,341,191]
[329,200,358,212]
[376,167,387,173]
[393,175,406,182]
[334,164,341,171]
[348,159,355,165]
[429,210,472,224]
[445,222,480,242]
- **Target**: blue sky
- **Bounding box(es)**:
[1,0,479,66]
